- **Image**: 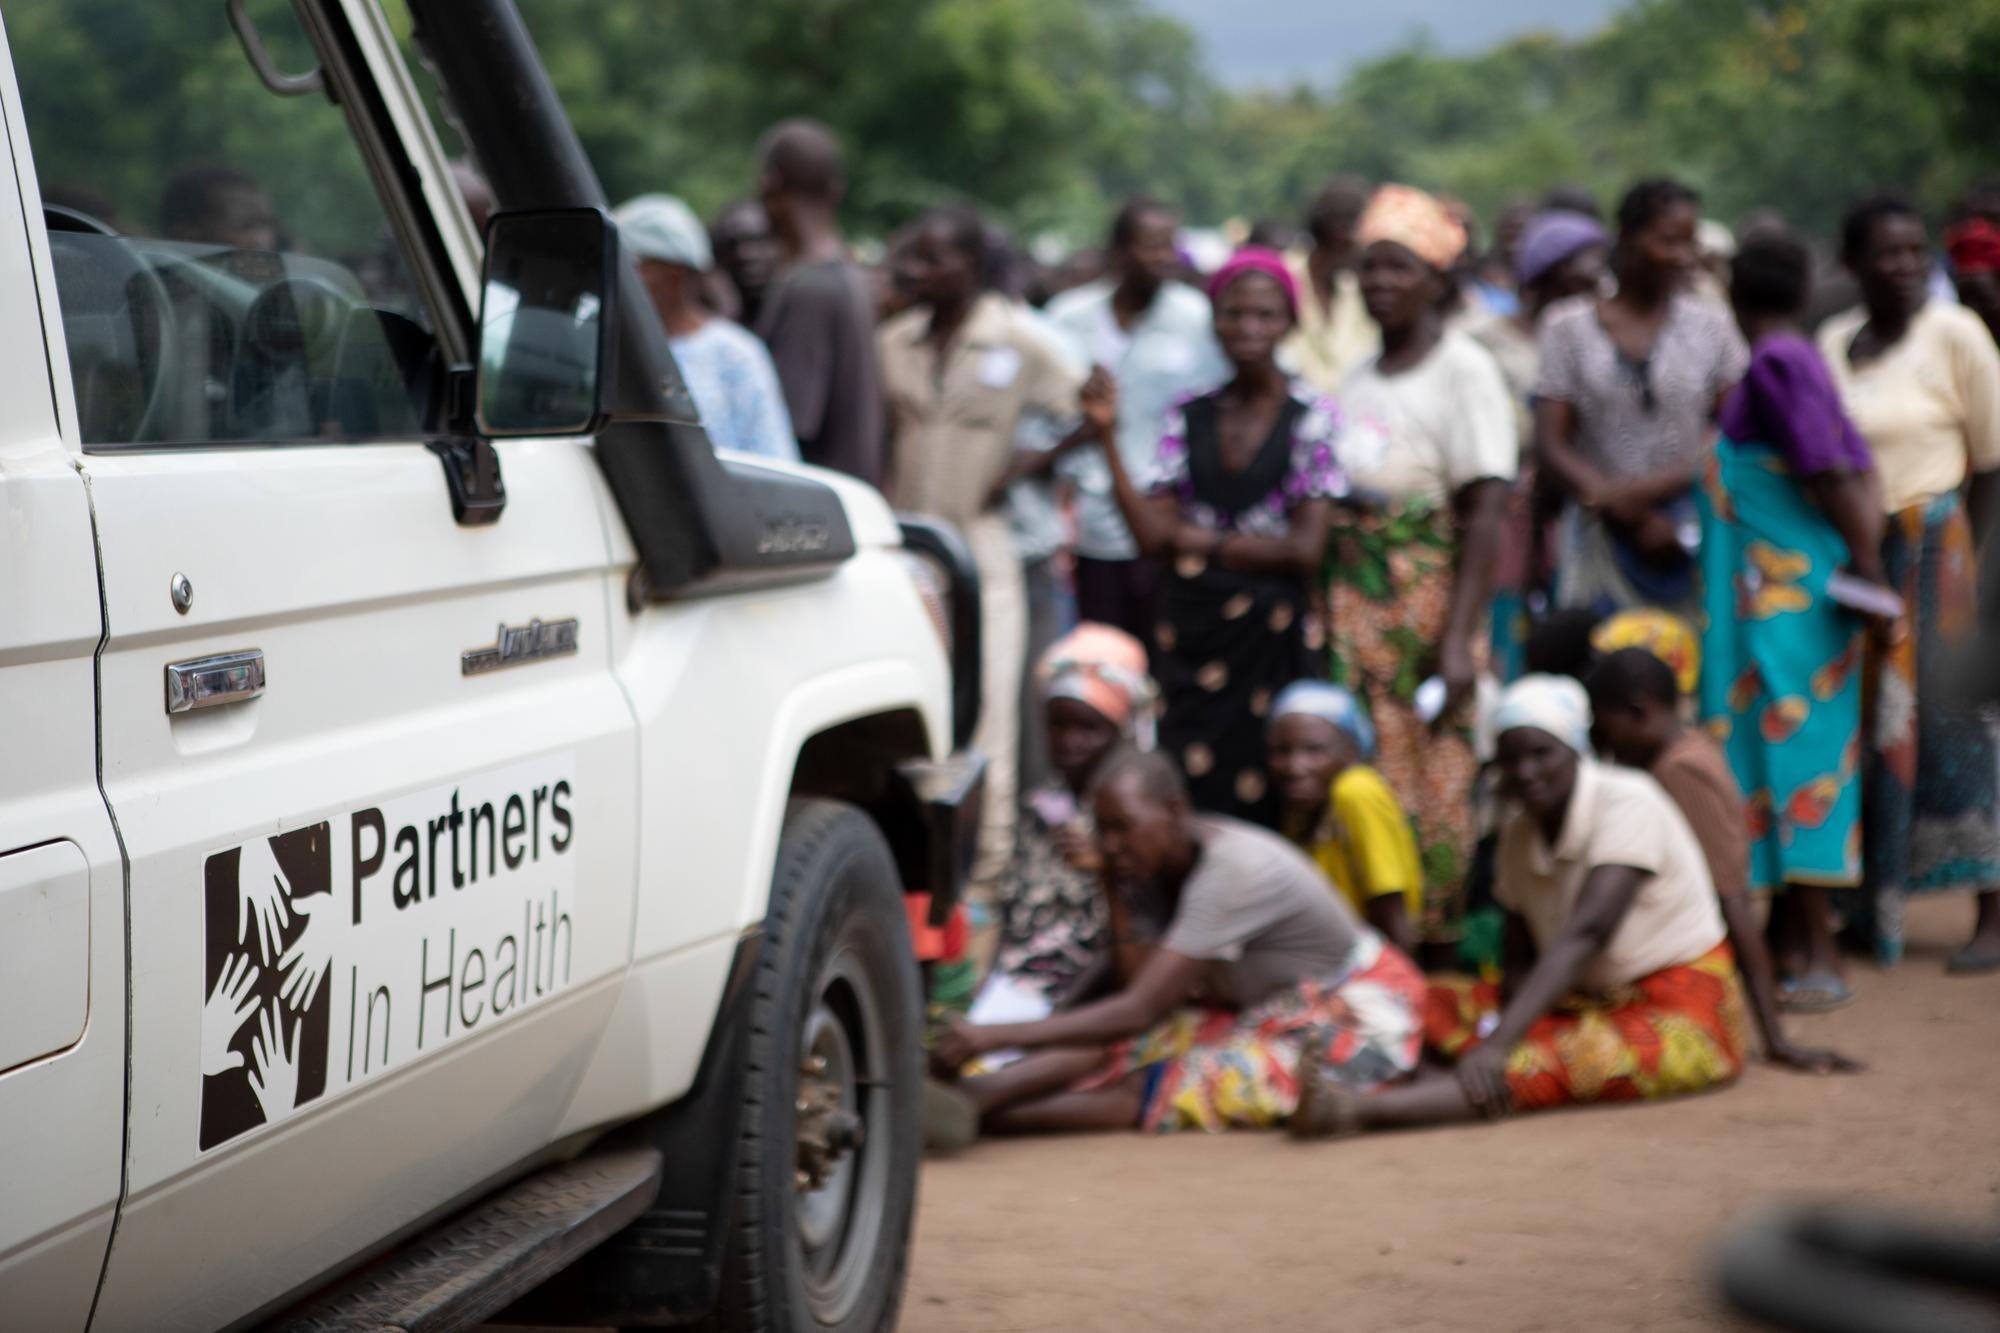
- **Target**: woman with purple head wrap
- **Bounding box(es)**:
[1465,208,1613,679]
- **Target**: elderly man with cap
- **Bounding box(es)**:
[1290,674,1757,1138]
[614,193,797,461]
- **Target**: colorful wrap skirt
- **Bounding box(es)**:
[1695,438,1866,893]
[1851,492,2000,963]
[1422,942,1749,1111]
[1082,933,1424,1133]
[1326,503,1483,928]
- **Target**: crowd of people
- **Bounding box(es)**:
[625,115,2000,1143]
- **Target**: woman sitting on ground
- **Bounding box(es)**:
[1290,675,1750,1137]
[1266,680,1423,958]
[1587,648,1860,1073]
[931,752,1425,1137]
[988,624,1153,1007]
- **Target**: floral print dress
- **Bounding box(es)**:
[1146,387,1347,826]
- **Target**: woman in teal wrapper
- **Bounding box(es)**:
[1696,229,1891,1011]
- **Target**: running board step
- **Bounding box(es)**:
[268,1141,664,1332]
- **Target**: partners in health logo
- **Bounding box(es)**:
[199,824,335,1151]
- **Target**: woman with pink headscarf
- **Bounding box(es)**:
[1095,247,1350,827]
[1332,184,1520,945]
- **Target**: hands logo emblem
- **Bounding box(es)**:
[200,824,333,1151]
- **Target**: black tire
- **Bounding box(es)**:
[712,799,923,1332]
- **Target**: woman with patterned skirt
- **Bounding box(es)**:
[1332,184,1517,928]
[1290,676,1750,1137]
[1096,246,1346,827]
[1696,227,1891,1008]
[1819,193,2000,970]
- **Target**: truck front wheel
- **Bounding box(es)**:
[715,799,922,1331]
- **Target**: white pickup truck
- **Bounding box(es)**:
[0,2,983,1329]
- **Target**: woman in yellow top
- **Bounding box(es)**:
[1267,680,1423,957]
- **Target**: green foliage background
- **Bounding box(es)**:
[8,0,1998,256]
[517,0,2000,245]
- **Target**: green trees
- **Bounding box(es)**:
[7,0,1993,252]
[509,0,2000,246]
[511,0,1213,239]
[1216,0,2000,240]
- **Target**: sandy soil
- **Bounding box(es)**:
[903,896,2000,1332]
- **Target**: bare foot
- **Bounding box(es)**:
[1287,1046,1366,1140]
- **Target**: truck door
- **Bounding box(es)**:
[8,4,639,1326]
[0,29,127,1329]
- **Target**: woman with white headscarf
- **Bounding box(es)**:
[1289,675,1752,1137]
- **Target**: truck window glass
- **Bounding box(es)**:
[12,1,440,449]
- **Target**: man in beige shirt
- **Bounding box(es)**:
[1282,176,1380,393]
[879,206,1090,897]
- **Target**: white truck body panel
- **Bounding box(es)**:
[0,3,954,1324]
[0,30,127,1327]
[72,437,641,1329]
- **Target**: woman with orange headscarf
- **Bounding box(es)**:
[1330,184,1519,944]
[988,624,1155,1005]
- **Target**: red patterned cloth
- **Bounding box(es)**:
[1422,941,1749,1111]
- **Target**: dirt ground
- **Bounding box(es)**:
[902,896,2000,1332]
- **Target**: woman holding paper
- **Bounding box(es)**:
[1694,226,1890,1010]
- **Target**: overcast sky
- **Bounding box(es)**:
[1149,0,1630,88]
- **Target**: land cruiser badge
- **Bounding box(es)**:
[461,618,579,675]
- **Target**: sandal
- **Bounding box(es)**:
[1945,942,2000,976]
[1778,971,1855,1014]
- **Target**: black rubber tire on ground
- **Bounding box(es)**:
[710,798,923,1332]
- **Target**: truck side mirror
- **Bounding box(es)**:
[475,207,617,437]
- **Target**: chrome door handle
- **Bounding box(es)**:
[165,650,265,714]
